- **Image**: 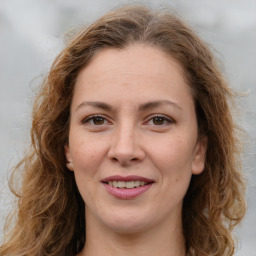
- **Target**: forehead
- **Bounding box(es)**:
[72,44,193,110]
[78,44,185,81]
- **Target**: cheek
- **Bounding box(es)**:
[73,146,99,174]
[150,134,195,173]
[70,132,104,170]
[70,138,103,202]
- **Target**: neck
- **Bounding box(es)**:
[78,210,186,256]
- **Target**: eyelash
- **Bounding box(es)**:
[81,115,110,126]
[81,114,175,127]
[144,114,175,126]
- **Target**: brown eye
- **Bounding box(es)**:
[152,116,165,125]
[92,116,105,125]
[82,115,108,126]
[145,115,174,127]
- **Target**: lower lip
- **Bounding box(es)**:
[103,183,153,199]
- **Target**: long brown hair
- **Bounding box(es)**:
[0,5,246,256]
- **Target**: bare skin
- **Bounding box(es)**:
[65,44,207,256]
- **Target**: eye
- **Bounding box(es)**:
[152,116,166,125]
[82,115,109,126]
[146,114,174,126]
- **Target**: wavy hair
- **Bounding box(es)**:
[0,5,246,256]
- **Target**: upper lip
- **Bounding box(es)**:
[101,175,155,183]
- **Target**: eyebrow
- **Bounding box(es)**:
[75,101,113,112]
[75,100,182,112]
[138,100,182,112]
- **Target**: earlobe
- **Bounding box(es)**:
[64,144,74,171]
[192,136,207,175]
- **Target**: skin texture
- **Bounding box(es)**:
[65,44,207,256]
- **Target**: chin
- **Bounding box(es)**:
[102,211,153,234]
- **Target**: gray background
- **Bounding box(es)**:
[0,0,255,255]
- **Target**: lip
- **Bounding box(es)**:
[101,175,155,183]
[101,175,155,200]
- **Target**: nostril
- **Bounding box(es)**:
[112,157,126,165]
[111,156,140,166]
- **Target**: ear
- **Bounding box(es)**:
[192,136,207,175]
[64,143,74,171]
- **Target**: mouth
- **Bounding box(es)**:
[101,175,155,199]
[103,180,150,189]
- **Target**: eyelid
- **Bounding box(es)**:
[144,114,175,125]
[81,114,112,125]
[80,113,175,126]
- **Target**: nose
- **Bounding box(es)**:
[108,123,145,166]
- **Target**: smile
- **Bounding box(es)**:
[102,175,154,199]
[106,180,149,189]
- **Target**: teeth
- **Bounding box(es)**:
[117,181,125,188]
[126,181,134,189]
[134,181,140,187]
[107,181,149,189]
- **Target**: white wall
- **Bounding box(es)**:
[0,0,255,254]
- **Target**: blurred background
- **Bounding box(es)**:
[0,0,255,254]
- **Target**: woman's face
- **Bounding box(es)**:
[65,44,207,234]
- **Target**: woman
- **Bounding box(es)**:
[0,5,246,256]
